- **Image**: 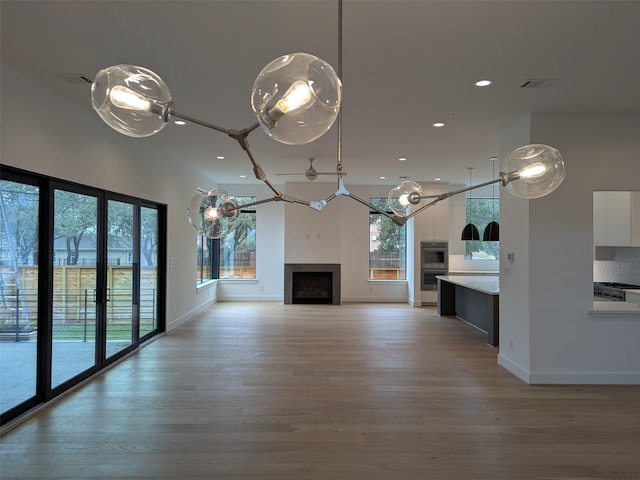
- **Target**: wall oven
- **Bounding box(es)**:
[420,241,448,291]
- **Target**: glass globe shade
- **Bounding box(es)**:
[251,53,342,145]
[187,189,240,238]
[388,181,424,217]
[91,64,173,138]
[502,144,565,199]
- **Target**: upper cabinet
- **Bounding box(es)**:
[594,191,640,247]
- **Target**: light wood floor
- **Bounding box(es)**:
[1,303,639,479]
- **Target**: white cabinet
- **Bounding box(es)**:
[593,191,640,247]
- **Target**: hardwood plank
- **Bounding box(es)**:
[1,303,639,479]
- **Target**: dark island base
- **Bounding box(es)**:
[437,279,499,346]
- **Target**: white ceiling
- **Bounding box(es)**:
[2,0,640,187]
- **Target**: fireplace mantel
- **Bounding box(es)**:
[284,263,341,305]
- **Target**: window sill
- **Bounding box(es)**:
[196,279,217,291]
[368,279,407,284]
[219,278,258,284]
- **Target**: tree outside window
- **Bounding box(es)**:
[220,196,256,279]
[369,197,406,280]
[195,195,256,284]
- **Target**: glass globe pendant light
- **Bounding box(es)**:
[187,189,240,239]
[388,180,425,217]
[501,144,565,199]
[91,64,173,137]
[461,167,480,241]
[250,52,342,145]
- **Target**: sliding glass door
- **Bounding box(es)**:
[140,206,160,338]
[0,178,39,414]
[105,198,136,359]
[0,167,166,425]
[51,187,100,388]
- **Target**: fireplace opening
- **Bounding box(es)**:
[292,272,332,304]
[284,263,341,305]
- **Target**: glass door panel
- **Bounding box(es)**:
[0,179,39,413]
[140,206,159,337]
[51,189,98,388]
[105,199,135,358]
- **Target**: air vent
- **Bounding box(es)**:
[519,78,557,89]
[57,73,93,84]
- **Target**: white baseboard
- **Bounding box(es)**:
[216,295,283,302]
[498,354,640,384]
[342,296,408,303]
[497,354,531,383]
[167,299,215,332]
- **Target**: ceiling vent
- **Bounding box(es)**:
[519,78,557,89]
[57,73,93,84]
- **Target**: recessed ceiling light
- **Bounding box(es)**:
[398,157,407,162]
[475,79,493,87]
[174,120,186,125]
[379,176,386,180]
[239,175,246,178]
[433,122,445,128]
[216,156,225,160]
[434,177,441,181]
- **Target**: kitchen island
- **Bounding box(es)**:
[437,275,499,346]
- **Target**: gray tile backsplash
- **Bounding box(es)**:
[593,247,640,285]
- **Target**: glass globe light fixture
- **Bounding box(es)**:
[187,189,240,239]
[251,52,342,145]
[388,181,424,217]
[501,144,565,199]
[91,64,173,137]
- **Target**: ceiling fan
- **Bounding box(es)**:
[276,158,347,181]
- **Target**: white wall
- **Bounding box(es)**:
[498,112,640,384]
[1,62,218,331]
[497,114,534,376]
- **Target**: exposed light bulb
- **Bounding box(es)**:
[518,162,546,179]
[109,85,153,111]
[203,206,219,221]
[276,80,313,114]
[399,194,410,206]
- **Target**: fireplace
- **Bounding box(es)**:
[284,263,341,305]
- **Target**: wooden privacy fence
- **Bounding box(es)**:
[0,266,158,331]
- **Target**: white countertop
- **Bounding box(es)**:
[437,275,499,295]
[590,301,640,317]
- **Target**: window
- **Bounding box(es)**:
[369,197,406,280]
[220,196,256,279]
[464,197,499,260]
[196,196,256,283]
[196,235,217,285]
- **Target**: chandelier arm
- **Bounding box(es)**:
[347,193,396,222]
[171,111,234,135]
[404,178,504,221]
[436,177,503,200]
